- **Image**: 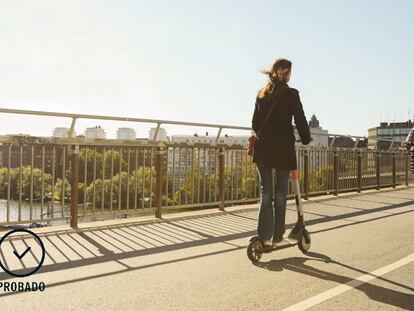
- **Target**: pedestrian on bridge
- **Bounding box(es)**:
[401,126,414,148]
[401,125,414,172]
[251,58,312,247]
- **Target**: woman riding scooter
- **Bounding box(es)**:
[251,58,312,249]
[401,125,414,172]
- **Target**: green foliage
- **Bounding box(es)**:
[0,149,255,207]
[223,164,257,200]
[307,165,334,192]
[54,178,71,201]
[171,163,258,205]
[85,167,156,210]
[340,158,357,173]
[172,166,223,205]
[78,148,128,182]
[0,166,52,200]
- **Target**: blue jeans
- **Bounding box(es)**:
[256,163,290,242]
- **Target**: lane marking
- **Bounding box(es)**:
[282,253,414,311]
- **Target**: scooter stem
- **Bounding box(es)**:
[291,170,305,223]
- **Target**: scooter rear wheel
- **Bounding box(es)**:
[298,230,311,253]
[247,237,263,262]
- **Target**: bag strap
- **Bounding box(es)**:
[256,86,288,137]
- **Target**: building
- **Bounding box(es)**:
[171,133,248,145]
[85,126,106,139]
[368,120,413,149]
[216,135,249,146]
[303,115,368,149]
[117,128,136,140]
[149,127,168,141]
[52,127,76,138]
[298,114,329,147]
[167,134,249,188]
[328,136,368,148]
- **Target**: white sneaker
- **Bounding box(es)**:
[273,238,290,246]
[263,240,272,247]
[272,237,283,246]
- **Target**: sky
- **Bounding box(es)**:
[0,0,413,139]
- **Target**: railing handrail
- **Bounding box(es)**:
[0,107,409,146]
[0,107,249,129]
[0,107,251,142]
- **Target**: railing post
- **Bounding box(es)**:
[155,147,164,218]
[392,152,396,188]
[70,145,79,229]
[357,151,362,193]
[303,150,309,200]
[376,150,381,190]
[333,150,339,196]
[218,148,225,211]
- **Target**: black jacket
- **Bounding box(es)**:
[251,86,311,169]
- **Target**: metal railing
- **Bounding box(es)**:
[0,108,411,228]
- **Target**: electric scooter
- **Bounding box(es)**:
[247,169,311,263]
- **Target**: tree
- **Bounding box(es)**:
[84,166,156,212]
[75,148,128,183]
[0,166,52,200]
[54,178,71,201]
[307,165,334,193]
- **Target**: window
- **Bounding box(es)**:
[379,128,389,135]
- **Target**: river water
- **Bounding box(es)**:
[0,201,122,227]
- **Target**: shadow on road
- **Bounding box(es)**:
[254,252,414,310]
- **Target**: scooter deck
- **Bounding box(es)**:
[262,239,298,253]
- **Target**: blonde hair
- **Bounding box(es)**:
[257,58,292,99]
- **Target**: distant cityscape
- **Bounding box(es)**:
[5,114,414,149]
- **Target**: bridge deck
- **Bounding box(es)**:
[0,186,413,310]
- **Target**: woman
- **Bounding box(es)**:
[401,126,414,173]
[251,58,311,247]
[401,127,414,148]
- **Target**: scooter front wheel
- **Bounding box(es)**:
[298,230,311,253]
[247,237,264,262]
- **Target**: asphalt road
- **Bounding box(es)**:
[0,187,413,310]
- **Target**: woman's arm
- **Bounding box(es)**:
[291,89,311,145]
[406,127,414,143]
[252,100,260,134]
